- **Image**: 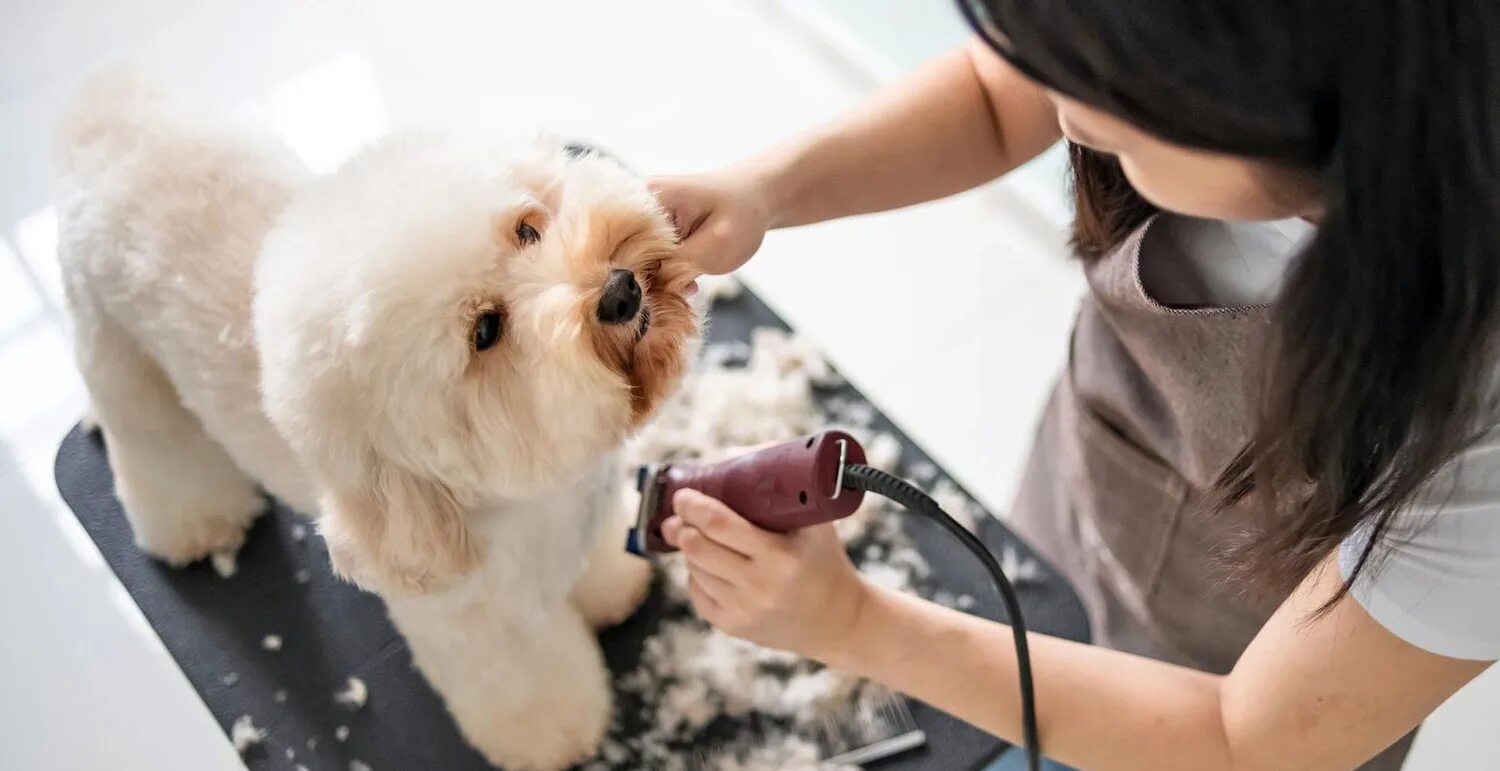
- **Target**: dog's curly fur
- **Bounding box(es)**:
[56,75,698,770]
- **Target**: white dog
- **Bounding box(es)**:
[56,77,698,770]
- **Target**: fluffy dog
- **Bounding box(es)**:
[56,77,697,770]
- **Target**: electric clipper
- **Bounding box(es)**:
[626,430,867,556]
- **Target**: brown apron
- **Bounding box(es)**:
[1010,215,1415,769]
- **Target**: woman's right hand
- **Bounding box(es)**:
[648,167,777,276]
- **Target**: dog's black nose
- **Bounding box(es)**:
[597,269,642,324]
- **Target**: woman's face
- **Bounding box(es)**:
[1050,93,1322,221]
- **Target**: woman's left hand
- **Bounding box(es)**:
[661,488,869,659]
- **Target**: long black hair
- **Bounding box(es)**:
[962,0,1500,607]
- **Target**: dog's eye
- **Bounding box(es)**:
[516,222,541,246]
[473,311,504,352]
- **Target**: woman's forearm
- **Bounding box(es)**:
[825,585,1235,771]
[743,41,1060,229]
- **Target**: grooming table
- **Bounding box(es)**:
[54,288,1089,770]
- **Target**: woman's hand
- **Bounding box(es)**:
[648,167,777,276]
[661,488,869,659]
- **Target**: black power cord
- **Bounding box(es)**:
[841,463,1042,771]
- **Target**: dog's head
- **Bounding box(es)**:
[254,136,697,594]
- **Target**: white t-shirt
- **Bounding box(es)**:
[1149,215,1500,661]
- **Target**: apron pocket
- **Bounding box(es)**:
[1064,398,1189,624]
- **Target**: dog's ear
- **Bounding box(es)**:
[318,465,479,595]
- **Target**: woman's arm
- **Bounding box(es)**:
[663,490,1492,771]
[748,39,1060,227]
[650,40,1060,274]
[839,559,1486,770]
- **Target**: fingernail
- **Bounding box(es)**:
[661,516,681,545]
[673,488,704,507]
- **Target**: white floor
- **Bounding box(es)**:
[0,1,1492,769]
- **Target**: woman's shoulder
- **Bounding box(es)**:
[1340,425,1500,661]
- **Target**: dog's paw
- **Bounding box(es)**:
[457,667,611,771]
[133,505,256,567]
[79,404,100,434]
[477,722,606,771]
[472,693,610,771]
[415,608,613,771]
[114,456,264,567]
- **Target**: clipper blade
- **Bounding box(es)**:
[625,464,664,558]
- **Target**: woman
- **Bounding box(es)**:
[648,1,1500,769]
